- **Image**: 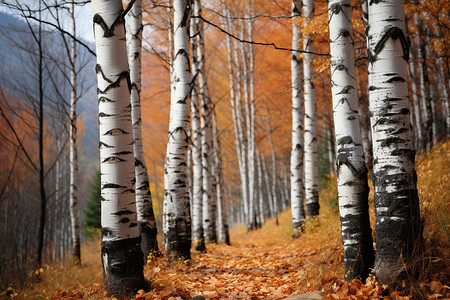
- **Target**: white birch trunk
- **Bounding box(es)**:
[190,2,205,252]
[281,164,289,210]
[195,0,216,243]
[327,123,336,174]
[290,0,305,236]
[415,14,432,151]
[226,8,249,225]
[92,0,145,296]
[367,0,421,285]
[256,151,265,225]
[246,16,257,231]
[408,51,422,150]
[261,155,274,218]
[238,21,254,231]
[167,2,174,81]
[328,0,374,280]
[128,0,159,258]
[69,2,81,265]
[303,0,319,217]
[266,116,279,224]
[247,14,258,230]
[425,32,438,145]
[213,111,230,245]
[163,0,193,261]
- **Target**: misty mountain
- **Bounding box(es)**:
[0,11,99,171]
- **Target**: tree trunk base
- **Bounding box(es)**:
[140,223,159,261]
[102,237,146,298]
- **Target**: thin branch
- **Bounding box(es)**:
[23,15,96,56]
[0,105,38,172]
[121,0,136,19]
[193,15,329,57]
[0,147,20,200]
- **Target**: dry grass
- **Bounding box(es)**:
[2,239,104,300]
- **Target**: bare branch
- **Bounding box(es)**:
[193,15,330,57]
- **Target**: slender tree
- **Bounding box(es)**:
[128,0,159,258]
[195,0,216,243]
[68,1,81,265]
[163,0,193,261]
[256,150,265,226]
[248,14,257,230]
[408,50,423,151]
[261,154,274,218]
[367,0,422,285]
[303,0,319,217]
[328,0,374,280]
[266,114,279,225]
[190,0,205,251]
[225,7,249,226]
[91,0,145,296]
[212,110,230,245]
[414,14,432,151]
[290,0,305,237]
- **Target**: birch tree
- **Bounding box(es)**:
[408,50,423,150]
[190,0,205,251]
[68,2,81,265]
[367,0,422,285]
[256,151,265,226]
[225,7,249,226]
[91,0,145,296]
[213,110,230,245]
[128,0,159,258]
[290,0,305,237]
[163,0,193,261]
[195,0,216,243]
[328,0,374,280]
[303,0,319,217]
[243,15,256,231]
[414,14,432,151]
[266,114,279,225]
[261,154,274,218]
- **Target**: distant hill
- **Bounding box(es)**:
[0,11,99,174]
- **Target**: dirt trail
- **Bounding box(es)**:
[138,213,344,300]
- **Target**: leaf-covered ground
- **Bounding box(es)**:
[4,142,449,300]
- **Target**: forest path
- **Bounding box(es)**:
[140,209,344,299]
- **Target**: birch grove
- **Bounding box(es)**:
[2,0,447,293]
[91,0,145,296]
